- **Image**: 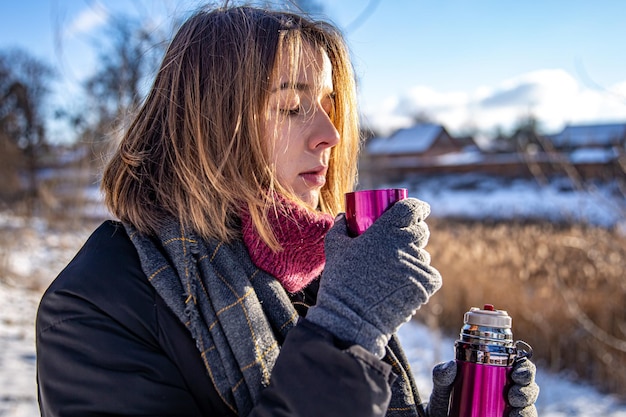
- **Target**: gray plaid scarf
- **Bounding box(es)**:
[125,217,423,417]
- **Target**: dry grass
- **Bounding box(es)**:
[0,215,101,291]
[419,218,626,398]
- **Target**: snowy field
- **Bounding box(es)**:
[1,175,626,416]
[402,174,626,231]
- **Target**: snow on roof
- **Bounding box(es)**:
[367,123,443,155]
[432,150,485,166]
[569,147,618,164]
[550,122,626,148]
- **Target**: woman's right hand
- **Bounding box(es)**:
[306,198,442,358]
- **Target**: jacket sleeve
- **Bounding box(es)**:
[249,319,395,417]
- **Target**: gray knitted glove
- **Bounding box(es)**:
[306,198,442,358]
[508,357,540,417]
[425,361,456,417]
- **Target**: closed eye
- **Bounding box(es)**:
[280,106,301,116]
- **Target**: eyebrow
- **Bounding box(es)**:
[271,82,310,92]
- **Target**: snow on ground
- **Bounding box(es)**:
[0,281,40,417]
[1,175,626,416]
[403,174,626,231]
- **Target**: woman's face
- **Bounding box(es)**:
[264,42,340,209]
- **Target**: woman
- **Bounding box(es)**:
[36,5,538,417]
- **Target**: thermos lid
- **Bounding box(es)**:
[464,304,512,328]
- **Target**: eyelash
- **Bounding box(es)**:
[280,106,301,116]
[279,105,334,117]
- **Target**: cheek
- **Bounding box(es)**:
[273,141,295,182]
[262,114,303,180]
[262,122,292,181]
[271,122,297,159]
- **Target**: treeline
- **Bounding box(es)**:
[0,13,171,217]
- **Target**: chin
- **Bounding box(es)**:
[298,192,320,211]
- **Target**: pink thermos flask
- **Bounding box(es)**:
[449,304,532,417]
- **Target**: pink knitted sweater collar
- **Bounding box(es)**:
[241,198,334,293]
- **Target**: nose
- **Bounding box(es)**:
[308,107,340,151]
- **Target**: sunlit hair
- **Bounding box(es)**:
[101,5,360,249]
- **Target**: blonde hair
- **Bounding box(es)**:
[101,5,360,248]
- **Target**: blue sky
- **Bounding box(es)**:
[1,0,625,142]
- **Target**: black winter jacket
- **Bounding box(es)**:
[36,220,423,416]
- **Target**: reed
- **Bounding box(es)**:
[418,218,626,398]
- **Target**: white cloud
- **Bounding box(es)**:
[362,96,414,136]
[612,81,626,98]
[365,69,626,136]
[399,86,468,113]
[64,2,109,39]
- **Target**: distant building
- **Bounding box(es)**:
[544,122,626,177]
[360,123,472,186]
[367,123,460,157]
[547,122,626,151]
[359,120,626,188]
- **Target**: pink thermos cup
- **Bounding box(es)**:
[345,188,408,236]
[449,304,532,417]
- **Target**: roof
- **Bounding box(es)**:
[550,122,626,148]
[367,123,444,155]
[569,147,618,164]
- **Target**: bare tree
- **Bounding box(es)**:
[0,48,55,211]
[510,114,542,151]
[53,13,169,162]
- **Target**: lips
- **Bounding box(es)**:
[300,165,327,187]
